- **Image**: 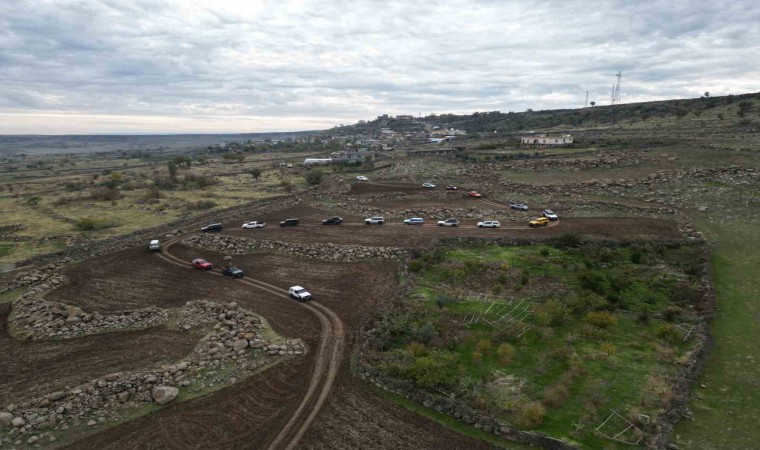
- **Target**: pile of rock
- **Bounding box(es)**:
[4,259,71,291]
[1,300,303,437]
[11,293,169,340]
[183,234,407,262]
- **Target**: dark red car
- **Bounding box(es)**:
[191,258,213,270]
[468,191,482,198]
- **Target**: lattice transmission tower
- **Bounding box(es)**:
[610,72,622,105]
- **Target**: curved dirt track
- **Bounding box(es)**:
[156,238,346,450]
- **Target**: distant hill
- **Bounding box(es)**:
[326,92,760,137]
[0,131,319,155]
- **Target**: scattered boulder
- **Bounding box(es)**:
[0,412,12,427]
[152,386,179,405]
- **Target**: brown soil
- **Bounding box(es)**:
[0,303,198,406]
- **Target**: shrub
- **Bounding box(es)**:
[655,323,680,343]
[408,351,457,388]
[577,271,606,295]
[516,402,546,429]
[187,200,217,210]
[407,259,423,273]
[585,311,618,329]
[496,343,514,364]
[304,169,323,185]
[434,294,455,309]
[91,188,122,201]
[405,341,426,356]
[600,342,617,357]
[535,299,570,327]
[74,218,118,232]
[543,384,570,409]
[554,233,582,249]
[540,248,550,257]
[475,339,492,354]
[471,351,483,366]
[416,321,437,344]
[663,306,683,322]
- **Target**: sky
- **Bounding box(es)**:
[1,0,759,134]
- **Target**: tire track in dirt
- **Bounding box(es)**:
[159,237,345,450]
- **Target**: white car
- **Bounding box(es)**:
[477,220,501,228]
[437,218,459,227]
[404,217,424,225]
[510,203,529,211]
[365,216,385,225]
[242,221,266,229]
[422,182,436,188]
[356,176,369,182]
[288,286,312,301]
[543,209,559,221]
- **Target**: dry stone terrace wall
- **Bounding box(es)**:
[182,234,408,261]
[2,297,304,443]
[496,151,654,172]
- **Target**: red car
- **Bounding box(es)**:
[468,191,482,198]
[191,258,213,270]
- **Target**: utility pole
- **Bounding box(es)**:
[611,72,622,105]
[585,91,589,108]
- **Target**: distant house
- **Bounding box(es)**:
[520,134,573,147]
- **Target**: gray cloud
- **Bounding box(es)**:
[0,0,758,133]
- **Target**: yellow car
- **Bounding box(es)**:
[529,217,549,228]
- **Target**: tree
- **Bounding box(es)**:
[304,169,323,185]
[249,168,262,179]
[590,101,596,107]
[167,160,178,179]
[704,91,710,98]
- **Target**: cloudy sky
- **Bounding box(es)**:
[1,0,758,134]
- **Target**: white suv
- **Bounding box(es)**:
[288,286,312,301]
[403,217,424,225]
[356,176,368,182]
[477,220,501,228]
[365,216,385,225]
[543,209,559,221]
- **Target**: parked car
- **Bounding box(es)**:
[321,217,343,225]
[149,239,161,252]
[529,217,550,228]
[477,220,501,228]
[437,218,459,227]
[510,203,529,211]
[467,191,482,198]
[287,163,293,168]
[242,221,266,229]
[201,223,223,233]
[365,216,385,225]
[191,258,213,270]
[543,209,559,221]
[446,185,459,190]
[221,266,244,278]
[289,285,312,301]
[403,217,424,225]
[356,176,368,182]
[422,182,436,188]
[279,218,300,227]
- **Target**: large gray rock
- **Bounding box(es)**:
[152,386,179,405]
[47,391,67,401]
[11,416,25,427]
[0,412,12,427]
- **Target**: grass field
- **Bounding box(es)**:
[372,242,706,448]
[673,221,760,449]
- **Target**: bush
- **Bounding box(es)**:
[407,259,424,273]
[91,188,122,201]
[475,339,492,354]
[187,200,217,210]
[577,271,606,295]
[543,384,570,409]
[516,402,546,429]
[496,343,514,364]
[554,233,582,249]
[415,321,437,344]
[74,218,118,232]
[585,311,618,329]
[407,351,457,389]
[655,323,680,343]
[304,169,323,185]
[535,299,570,327]
[663,306,683,322]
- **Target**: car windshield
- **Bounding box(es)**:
[295,288,306,293]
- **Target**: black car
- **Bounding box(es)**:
[201,223,223,232]
[221,266,244,278]
[321,217,343,225]
[279,218,300,227]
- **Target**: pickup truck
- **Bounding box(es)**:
[437,218,459,227]
[242,221,266,229]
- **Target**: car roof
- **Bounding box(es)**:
[291,285,305,290]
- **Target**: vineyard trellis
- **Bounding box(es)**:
[456,291,534,337]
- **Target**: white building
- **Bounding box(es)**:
[520,134,573,147]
